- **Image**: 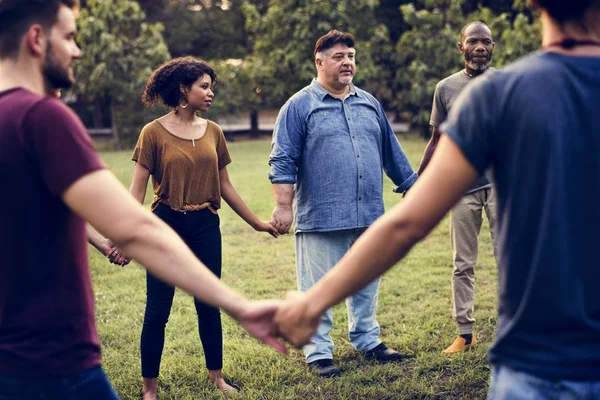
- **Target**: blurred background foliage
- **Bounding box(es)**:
[73,0,541,146]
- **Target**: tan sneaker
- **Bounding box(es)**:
[441,335,478,355]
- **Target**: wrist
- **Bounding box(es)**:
[250,218,261,230]
[304,288,328,321]
[221,294,250,321]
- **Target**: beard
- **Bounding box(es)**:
[43,42,74,90]
[465,52,493,72]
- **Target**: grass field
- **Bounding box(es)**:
[92,136,498,399]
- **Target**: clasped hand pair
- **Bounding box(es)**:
[240,291,321,354]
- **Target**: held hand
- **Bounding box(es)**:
[274,291,320,348]
[104,240,131,267]
[237,300,288,354]
[271,205,293,235]
[254,220,279,238]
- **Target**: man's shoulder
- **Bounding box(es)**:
[287,84,317,104]
[353,86,379,104]
[437,70,467,89]
[1,88,52,116]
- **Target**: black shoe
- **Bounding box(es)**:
[308,359,341,378]
[362,343,403,363]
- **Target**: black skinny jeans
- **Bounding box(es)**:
[141,204,223,377]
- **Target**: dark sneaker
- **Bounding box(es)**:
[308,359,341,378]
[362,343,403,363]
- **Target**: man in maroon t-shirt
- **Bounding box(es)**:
[0,2,286,399]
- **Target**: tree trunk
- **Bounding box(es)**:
[109,98,122,150]
[93,100,103,128]
[250,109,260,138]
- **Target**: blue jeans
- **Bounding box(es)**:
[488,364,600,400]
[296,229,382,363]
[0,366,119,400]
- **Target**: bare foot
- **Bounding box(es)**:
[208,370,238,393]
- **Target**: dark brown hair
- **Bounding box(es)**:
[142,56,217,108]
[0,0,79,59]
[536,0,596,22]
[314,30,355,56]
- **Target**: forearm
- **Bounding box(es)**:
[417,127,441,175]
[221,182,261,229]
[86,224,109,254]
[273,183,294,207]
[418,144,437,175]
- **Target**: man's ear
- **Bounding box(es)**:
[457,42,464,54]
[315,58,323,70]
[25,24,47,57]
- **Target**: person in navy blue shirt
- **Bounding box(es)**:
[269,29,417,377]
[275,1,600,398]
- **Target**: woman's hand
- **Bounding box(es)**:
[105,240,131,266]
[254,220,279,238]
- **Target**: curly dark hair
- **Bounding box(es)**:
[142,56,217,108]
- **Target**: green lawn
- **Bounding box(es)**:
[92,136,497,399]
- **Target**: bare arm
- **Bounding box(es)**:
[270,183,294,234]
[87,224,111,255]
[219,167,278,238]
[87,224,130,266]
[417,126,442,176]
[129,162,150,204]
[275,135,479,346]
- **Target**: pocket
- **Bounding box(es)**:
[306,111,346,139]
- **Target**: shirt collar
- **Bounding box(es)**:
[311,78,358,101]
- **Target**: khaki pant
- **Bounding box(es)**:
[450,187,499,335]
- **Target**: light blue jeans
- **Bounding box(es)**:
[296,229,382,363]
[488,364,600,400]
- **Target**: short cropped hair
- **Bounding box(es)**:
[459,21,491,42]
[0,0,79,59]
[314,30,355,57]
[142,56,217,108]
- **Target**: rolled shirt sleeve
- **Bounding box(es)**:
[268,100,305,184]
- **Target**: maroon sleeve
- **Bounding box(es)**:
[23,98,105,196]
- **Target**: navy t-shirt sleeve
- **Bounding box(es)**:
[23,98,105,196]
[440,76,498,175]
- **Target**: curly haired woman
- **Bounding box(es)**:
[129,57,278,398]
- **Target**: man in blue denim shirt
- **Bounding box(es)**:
[268,30,417,377]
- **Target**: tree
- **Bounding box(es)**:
[75,0,170,149]
[228,0,391,134]
[392,0,540,137]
